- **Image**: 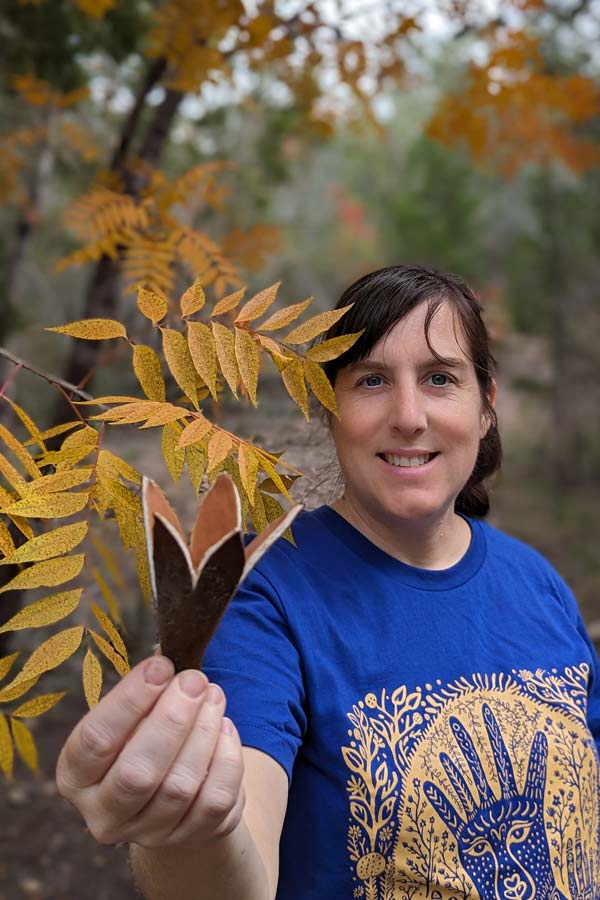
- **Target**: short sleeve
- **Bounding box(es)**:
[201,565,306,783]
[550,569,600,756]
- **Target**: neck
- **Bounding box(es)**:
[329,495,471,570]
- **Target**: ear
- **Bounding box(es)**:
[480,378,497,438]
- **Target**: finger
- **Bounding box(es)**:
[127,682,228,843]
[96,669,209,825]
[169,714,245,846]
[57,655,174,795]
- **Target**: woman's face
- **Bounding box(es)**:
[331,301,494,529]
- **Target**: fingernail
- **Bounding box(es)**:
[221,717,233,735]
[144,656,173,685]
[179,670,207,699]
[207,683,223,705]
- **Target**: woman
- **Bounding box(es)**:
[57,265,600,900]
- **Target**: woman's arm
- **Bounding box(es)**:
[130,748,289,900]
[57,657,288,900]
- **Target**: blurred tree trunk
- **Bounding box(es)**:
[52,63,182,426]
[537,174,571,500]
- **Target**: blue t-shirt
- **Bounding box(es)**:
[203,506,600,900]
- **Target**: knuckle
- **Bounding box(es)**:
[88,820,119,846]
[79,718,114,761]
[114,760,157,797]
[160,770,199,804]
[202,784,238,820]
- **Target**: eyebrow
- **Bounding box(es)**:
[349,356,469,372]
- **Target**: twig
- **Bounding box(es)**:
[0,346,95,401]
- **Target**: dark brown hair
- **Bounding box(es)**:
[319,264,501,518]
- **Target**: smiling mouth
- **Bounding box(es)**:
[377,452,439,468]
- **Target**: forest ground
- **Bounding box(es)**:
[1,332,599,900]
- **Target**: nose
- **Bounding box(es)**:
[387,384,427,435]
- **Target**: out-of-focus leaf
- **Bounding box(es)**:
[0,653,19,682]
[0,714,13,779]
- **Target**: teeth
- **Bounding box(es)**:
[382,453,432,467]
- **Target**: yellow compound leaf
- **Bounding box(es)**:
[234,328,260,406]
[12,692,65,718]
[141,405,187,429]
[24,420,79,446]
[8,516,33,542]
[212,322,239,397]
[82,650,102,709]
[0,521,88,565]
[0,653,19,682]
[62,425,98,451]
[161,327,200,408]
[0,424,40,480]
[94,400,163,424]
[1,491,89,519]
[46,319,127,340]
[207,430,233,473]
[249,489,268,533]
[180,278,206,317]
[305,331,364,362]
[212,288,245,316]
[187,322,218,400]
[3,399,47,453]
[10,718,38,775]
[90,603,128,662]
[0,555,84,594]
[137,286,168,324]
[96,450,140,485]
[6,626,83,690]
[257,297,313,332]
[161,421,186,481]
[0,589,82,633]
[281,358,309,420]
[235,282,279,324]
[177,416,212,449]
[88,629,129,677]
[238,444,258,504]
[132,344,166,401]
[283,305,353,345]
[0,714,13,779]
[0,677,39,704]
[0,451,27,493]
[0,521,16,558]
[91,568,123,628]
[186,442,206,493]
[255,455,292,501]
[303,359,339,417]
[20,468,92,495]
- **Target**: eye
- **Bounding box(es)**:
[467,839,490,857]
[358,374,384,388]
[508,821,532,845]
[426,372,453,387]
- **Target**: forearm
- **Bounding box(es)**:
[130,816,273,900]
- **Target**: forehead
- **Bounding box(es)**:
[370,301,470,363]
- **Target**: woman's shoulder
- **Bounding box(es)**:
[475,517,571,592]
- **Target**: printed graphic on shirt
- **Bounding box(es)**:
[342,665,600,900]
